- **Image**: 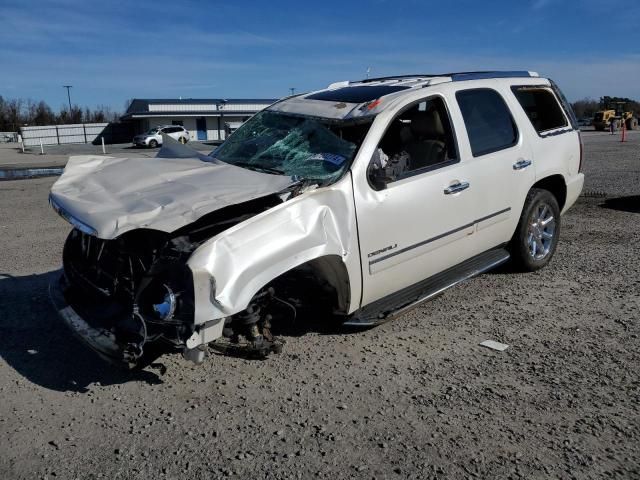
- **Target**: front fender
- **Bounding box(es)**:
[187,173,361,324]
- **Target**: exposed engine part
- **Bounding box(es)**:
[210,287,286,360]
[59,194,286,367]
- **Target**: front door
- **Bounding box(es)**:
[353,94,482,306]
[196,117,207,141]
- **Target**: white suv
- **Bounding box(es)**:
[133,125,189,148]
[50,71,584,367]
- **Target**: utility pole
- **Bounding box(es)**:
[289,87,296,96]
[63,85,73,112]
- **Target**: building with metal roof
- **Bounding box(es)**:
[121,98,278,142]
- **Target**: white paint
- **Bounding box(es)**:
[51,74,585,352]
[50,141,294,240]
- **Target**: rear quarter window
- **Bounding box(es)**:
[455,88,518,157]
[512,87,568,135]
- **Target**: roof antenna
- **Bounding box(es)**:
[366,67,371,79]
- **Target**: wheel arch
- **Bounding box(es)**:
[287,254,351,313]
[532,174,567,211]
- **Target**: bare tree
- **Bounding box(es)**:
[33,101,56,125]
[571,98,599,119]
[0,95,123,130]
[6,98,23,131]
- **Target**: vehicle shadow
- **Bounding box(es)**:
[0,271,163,393]
[600,195,640,214]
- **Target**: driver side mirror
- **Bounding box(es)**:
[368,165,387,191]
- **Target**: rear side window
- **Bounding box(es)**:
[456,88,518,157]
[512,87,568,134]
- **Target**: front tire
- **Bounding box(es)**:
[148,139,158,148]
[510,188,561,272]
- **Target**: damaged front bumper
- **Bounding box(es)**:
[49,273,146,369]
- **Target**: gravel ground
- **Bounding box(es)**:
[0,132,639,479]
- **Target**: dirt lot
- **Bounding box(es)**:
[1,131,639,479]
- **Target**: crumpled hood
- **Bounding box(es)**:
[50,150,295,240]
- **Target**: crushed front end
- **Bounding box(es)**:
[49,189,293,368]
[51,228,196,368]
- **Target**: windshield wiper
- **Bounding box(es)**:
[230,161,285,175]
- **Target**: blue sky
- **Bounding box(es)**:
[1,0,639,112]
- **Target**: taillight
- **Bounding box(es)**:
[578,131,584,173]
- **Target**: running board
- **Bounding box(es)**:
[345,247,510,327]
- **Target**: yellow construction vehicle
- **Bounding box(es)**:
[593,102,638,131]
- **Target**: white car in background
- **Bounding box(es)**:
[133,125,190,148]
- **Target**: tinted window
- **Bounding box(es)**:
[164,127,180,133]
[512,87,568,134]
[368,96,458,187]
[456,89,518,157]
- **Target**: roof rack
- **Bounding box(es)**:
[448,71,538,81]
[359,74,436,84]
[354,70,538,85]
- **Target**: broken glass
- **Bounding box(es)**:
[208,111,372,183]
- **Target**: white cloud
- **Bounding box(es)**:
[531,0,552,9]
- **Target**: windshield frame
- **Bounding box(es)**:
[207,110,374,186]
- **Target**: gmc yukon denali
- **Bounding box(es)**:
[49,71,584,367]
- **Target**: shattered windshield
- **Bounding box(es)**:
[208,111,372,183]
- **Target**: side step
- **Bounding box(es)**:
[345,247,510,327]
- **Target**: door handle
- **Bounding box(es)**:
[513,159,532,170]
[444,181,470,195]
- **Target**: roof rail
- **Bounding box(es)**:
[354,70,538,84]
[358,74,435,83]
[449,71,537,81]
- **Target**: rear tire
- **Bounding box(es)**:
[179,136,187,144]
[510,188,561,272]
[148,139,158,148]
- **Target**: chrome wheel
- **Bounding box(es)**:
[527,202,555,260]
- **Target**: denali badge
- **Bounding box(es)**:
[368,244,398,258]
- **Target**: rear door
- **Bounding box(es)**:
[510,85,580,188]
[450,86,535,251]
